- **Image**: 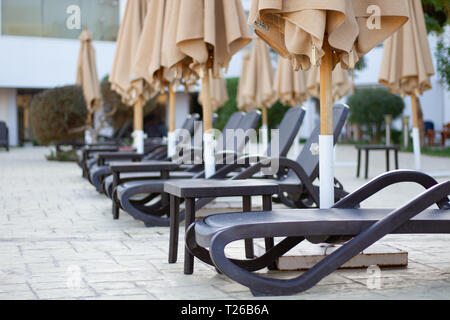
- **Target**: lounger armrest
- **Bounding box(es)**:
[230,157,320,205]
[109,161,180,174]
[210,154,269,179]
[334,170,449,209]
[97,152,145,166]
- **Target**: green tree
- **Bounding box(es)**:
[347,88,405,143]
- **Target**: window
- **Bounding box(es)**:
[1,0,120,41]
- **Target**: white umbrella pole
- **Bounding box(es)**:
[202,72,215,178]
[411,93,421,170]
[168,87,177,158]
[319,41,334,209]
[261,105,269,154]
[133,97,144,154]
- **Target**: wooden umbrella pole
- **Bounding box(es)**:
[410,92,421,169]
[168,87,177,157]
[202,73,213,133]
[320,41,333,136]
[133,96,144,153]
[169,87,176,133]
[411,92,419,129]
[319,38,334,209]
[202,70,215,178]
[134,96,143,131]
[262,105,268,128]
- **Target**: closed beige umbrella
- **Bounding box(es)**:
[307,63,352,103]
[274,56,309,156]
[131,0,197,156]
[109,0,148,152]
[274,56,308,107]
[238,37,276,151]
[199,70,229,112]
[379,0,435,170]
[237,50,252,111]
[76,27,102,143]
[250,0,409,208]
[176,0,252,178]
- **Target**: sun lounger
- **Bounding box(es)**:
[187,170,450,296]
[98,111,244,196]
[114,107,305,226]
[87,113,202,191]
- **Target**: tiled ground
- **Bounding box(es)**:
[0,145,449,300]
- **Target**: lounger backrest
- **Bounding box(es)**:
[214,112,245,152]
[113,120,132,141]
[177,113,201,145]
[223,110,261,155]
[288,104,349,180]
[267,107,306,157]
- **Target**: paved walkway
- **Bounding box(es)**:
[0,146,449,300]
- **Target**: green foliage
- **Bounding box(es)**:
[346,88,405,143]
[215,77,239,131]
[422,0,449,35]
[436,40,450,90]
[215,77,290,133]
[30,85,87,145]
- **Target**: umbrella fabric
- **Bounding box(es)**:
[176,0,252,78]
[175,0,252,179]
[109,0,148,105]
[307,63,352,102]
[274,56,308,107]
[379,0,435,96]
[76,28,102,112]
[238,37,276,111]
[131,0,196,96]
[237,50,252,110]
[249,0,409,71]
[199,70,229,111]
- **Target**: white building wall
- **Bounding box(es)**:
[0,88,18,146]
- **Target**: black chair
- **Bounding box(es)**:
[0,121,9,151]
[187,170,450,296]
[87,114,202,192]
[114,108,306,227]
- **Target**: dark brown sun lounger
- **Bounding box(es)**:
[87,113,203,192]
[186,170,450,296]
[112,107,306,227]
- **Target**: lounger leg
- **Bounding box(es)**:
[112,172,120,220]
[365,149,369,179]
[184,198,196,275]
[386,150,390,172]
[169,195,180,264]
[356,149,361,178]
[395,150,399,170]
[243,196,254,259]
[263,195,277,271]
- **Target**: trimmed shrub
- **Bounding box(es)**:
[30,85,87,145]
[346,87,405,143]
